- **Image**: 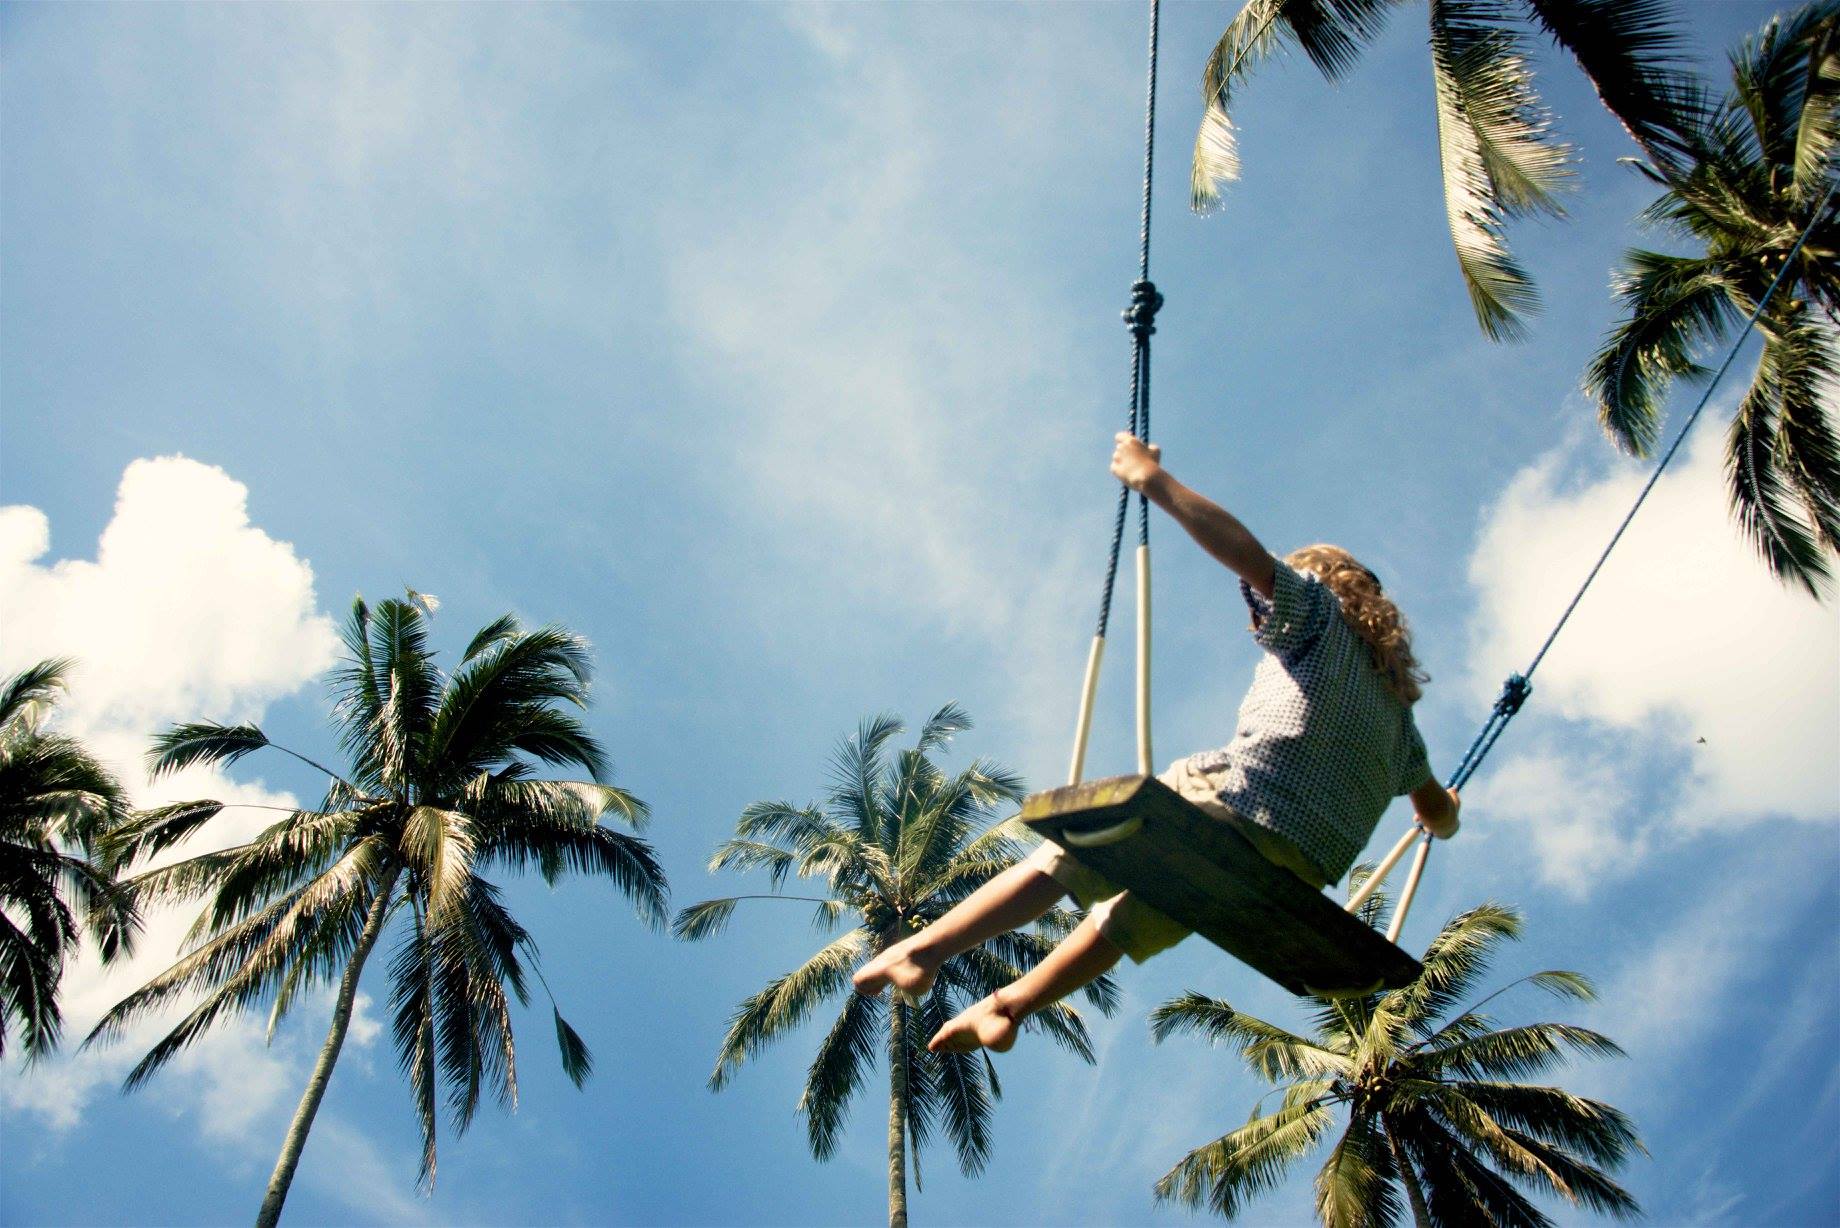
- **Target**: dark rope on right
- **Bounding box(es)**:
[1441,179,1837,798]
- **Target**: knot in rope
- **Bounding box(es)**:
[1123,279,1163,341]
[1493,673,1532,719]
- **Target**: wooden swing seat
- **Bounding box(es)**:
[1020,774,1423,997]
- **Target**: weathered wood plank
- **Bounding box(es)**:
[1021,775,1422,996]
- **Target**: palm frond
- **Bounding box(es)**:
[1429,0,1552,340]
[1585,250,1741,454]
[1419,1020,1623,1081]
[552,1007,593,1087]
[798,989,883,1159]
[915,988,997,1176]
[462,613,522,664]
[97,800,226,873]
[1401,1109,1556,1228]
[387,902,441,1186]
[0,658,72,734]
[673,897,743,942]
[1790,8,1838,201]
[0,911,63,1058]
[914,702,972,754]
[827,713,904,848]
[708,929,868,1090]
[1445,1082,1643,1166]
[145,722,270,779]
[1191,0,1403,211]
[1314,1110,1401,1228]
[428,624,604,783]
[1151,991,1350,1081]
[1155,1095,1335,1216]
[369,597,438,794]
[1389,902,1521,1028]
[114,842,392,1088]
[1728,340,1833,595]
[1521,0,1699,169]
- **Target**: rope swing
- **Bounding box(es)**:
[1042,0,1840,980]
[1069,0,1164,788]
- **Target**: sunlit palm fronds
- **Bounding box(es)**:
[679,706,1114,1224]
[1152,898,1641,1224]
[86,595,663,1216]
[1192,0,1696,340]
[1586,2,1840,596]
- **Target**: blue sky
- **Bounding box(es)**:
[2,2,1836,1226]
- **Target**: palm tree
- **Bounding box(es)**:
[1586,1,1839,596]
[675,705,1116,1228]
[1150,895,1642,1226]
[1191,0,1698,339]
[0,659,136,1059]
[86,594,667,1228]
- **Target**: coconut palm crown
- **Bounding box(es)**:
[1151,892,1642,1227]
[87,594,667,1227]
[675,706,1117,1228]
[1586,1,1840,596]
[0,658,136,1059]
[1191,0,1699,340]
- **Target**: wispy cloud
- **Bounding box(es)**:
[1461,421,1839,889]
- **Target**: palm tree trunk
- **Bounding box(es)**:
[255,866,402,1228]
[1384,1114,1432,1228]
[886,997,909,1228]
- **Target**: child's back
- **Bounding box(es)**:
[1189,552,1432,886]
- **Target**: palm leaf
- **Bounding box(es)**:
[1191,0,1404,211]
[1154,1095,1335,1216]
[1152,991,1350,1081]
[1521,0,1698,169]
[708,929,868,1090]
[798,989,883,1159]
[1429,0,1551,339]
[1314,1110,1401,1228]
[146,722,271,779]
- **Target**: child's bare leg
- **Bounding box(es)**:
[854,861,1066,999]
[927,912,1123,1054]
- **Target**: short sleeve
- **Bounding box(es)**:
[1394,716,1433,796]
[1240,560,1333,656]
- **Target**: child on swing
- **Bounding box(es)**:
[854,433,1461,1054]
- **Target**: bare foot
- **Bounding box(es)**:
[853,938,938,999]
[927,994,1018,1054]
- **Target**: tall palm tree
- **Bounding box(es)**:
[1586,1,1839,596]
[1151,895,1642,1226]
[675,705,1116,1228]
[0,659,136,1059]
[86,594,667,1228]
[1191,0,1697,339]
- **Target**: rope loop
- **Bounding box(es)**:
[1123,279,1164,341]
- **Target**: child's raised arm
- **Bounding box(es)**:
[1110,432,1277,598]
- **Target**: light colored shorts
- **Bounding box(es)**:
[1026,758,1329,964]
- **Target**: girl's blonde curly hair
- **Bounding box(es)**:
[1284,544,1428,704]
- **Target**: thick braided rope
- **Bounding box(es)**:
[1093,0,1164,637]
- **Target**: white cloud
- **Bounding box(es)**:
[1461,742,1652,897]
[0,456,341,1138]
[0,455,337,738]
[1464,422,1839,894]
